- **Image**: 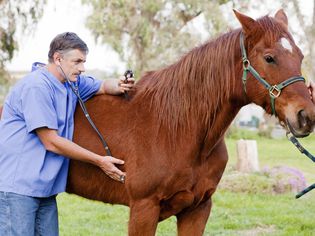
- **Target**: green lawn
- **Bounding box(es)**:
[58,133,315,235]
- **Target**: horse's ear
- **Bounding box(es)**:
[233,9,257,35]
[274,9,288,30]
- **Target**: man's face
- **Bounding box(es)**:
[59,49,86,82]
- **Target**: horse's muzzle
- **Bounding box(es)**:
[286,109,315,138]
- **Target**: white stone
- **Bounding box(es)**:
[236,139,260,172]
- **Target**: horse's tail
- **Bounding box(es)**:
[0,105,3,119]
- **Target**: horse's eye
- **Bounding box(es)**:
[264,55,275,64]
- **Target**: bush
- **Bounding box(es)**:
[218,165,306,195]
[262,166,307,194]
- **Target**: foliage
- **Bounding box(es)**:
[82,0,232,75]
[263,166,307,193]
[0,0,46,64]
[0,0,46,100]
[219,165,307,194]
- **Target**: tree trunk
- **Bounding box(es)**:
[236,139,260,172]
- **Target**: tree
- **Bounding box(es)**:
[288,0,315,80]
[82,0,230,75]
[0,0,46,94]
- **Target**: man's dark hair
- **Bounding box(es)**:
[48,32,89,62]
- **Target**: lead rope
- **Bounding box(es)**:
[286,132,315,198]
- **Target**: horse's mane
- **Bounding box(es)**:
[133,15,288,136]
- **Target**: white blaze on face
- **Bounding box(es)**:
[280,37,293,53]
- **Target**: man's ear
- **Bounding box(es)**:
[53,52,62,66]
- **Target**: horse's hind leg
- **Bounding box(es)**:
[176,199,212,236]
[128,198,160,236]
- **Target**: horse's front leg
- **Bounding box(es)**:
[128,198,160,236]
[176,199,212,236]
[176,138,227,235]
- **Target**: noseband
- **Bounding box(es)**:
[240,32,305,115]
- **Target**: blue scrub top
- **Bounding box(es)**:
[0,63,102,197]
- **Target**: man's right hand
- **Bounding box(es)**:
[97,156,126,183]
[36,127,126,183]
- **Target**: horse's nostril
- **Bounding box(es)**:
[298,110,308,128]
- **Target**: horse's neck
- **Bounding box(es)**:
[133,62,246,137]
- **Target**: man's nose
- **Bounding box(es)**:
[78,63,85,73]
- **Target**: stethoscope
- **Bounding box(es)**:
[58,64,126,183]
[58,64,113,155]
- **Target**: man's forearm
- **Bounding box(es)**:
[48,135,102,165]
[96,79,120,95]
[36,128,102,165]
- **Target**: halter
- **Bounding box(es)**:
[240,32,305,115]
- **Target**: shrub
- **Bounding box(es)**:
[218,165,306,195]
[262,166,307,194]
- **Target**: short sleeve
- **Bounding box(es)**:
[77,75,102,102]
[21,87,58,133]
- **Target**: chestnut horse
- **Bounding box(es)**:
[66,9,315,235]
[0,10,314,235]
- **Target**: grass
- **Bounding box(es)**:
[58,132,315,235]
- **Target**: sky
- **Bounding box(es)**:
[6,0,125,72]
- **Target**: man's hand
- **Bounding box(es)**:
[118,76,135,93]
[97,77,135,95]
[36,127,126,183]
[308,80,315,104]
[97,156,126,183]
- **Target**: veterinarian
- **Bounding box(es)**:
[0,32,134,235]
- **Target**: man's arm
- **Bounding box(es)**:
[36,127,125,182]
[96,77,135,95]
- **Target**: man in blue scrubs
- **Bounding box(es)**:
[0,32,134,235]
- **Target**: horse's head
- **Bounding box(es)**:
[234,9,315,137]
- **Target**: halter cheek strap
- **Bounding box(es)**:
[240,32,305,116]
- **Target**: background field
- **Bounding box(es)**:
[58,132,315,235]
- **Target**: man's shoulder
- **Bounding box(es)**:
[7,71,53,100]
[21,69,53,89]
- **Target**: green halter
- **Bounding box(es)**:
[240,32,305,115]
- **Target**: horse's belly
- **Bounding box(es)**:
[66,160,130,205]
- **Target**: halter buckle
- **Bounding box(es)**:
[269,85,281,98]
[243,59,250,70]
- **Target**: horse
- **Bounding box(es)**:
[1,9,314,236]
[66,9,315,235]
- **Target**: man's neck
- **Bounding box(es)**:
[46,63,66,83]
